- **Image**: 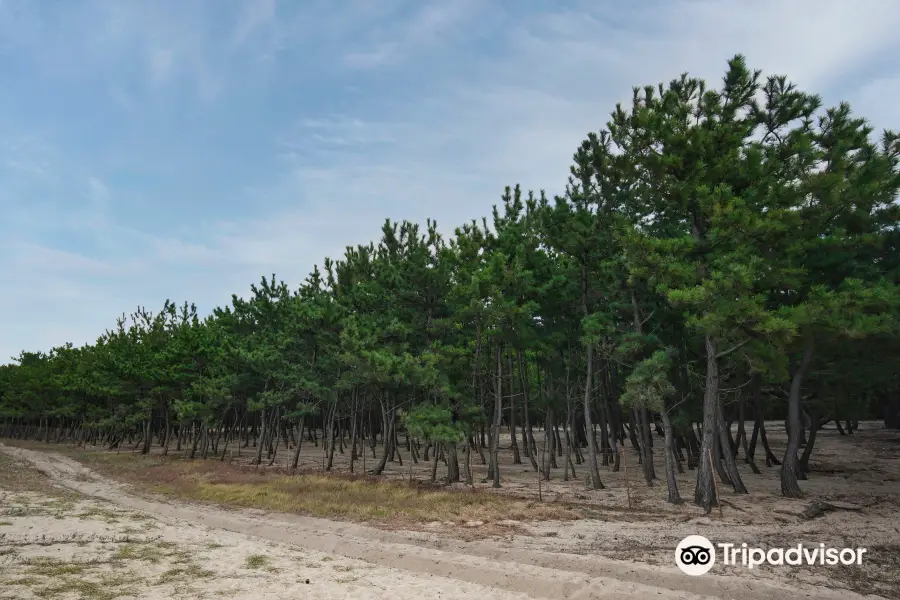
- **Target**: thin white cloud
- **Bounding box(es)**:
[341,0,481,69]
[1,133,52,178]
[1,0,898,363]
[5,242,112,277]
[5,160,45,176]
[279,116,402,155]
[1,1,224,98]
[343,43,400,69]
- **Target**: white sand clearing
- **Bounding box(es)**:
[0,443,891,600]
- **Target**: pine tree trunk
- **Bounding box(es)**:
[162,409,172,457]
[717,398,747,493]
[141,418,152,455]
[372,396,393,476]
[751,382,780,466]
[508,352,521,464]
[447,441,460,482]
[254,409,266,466]
[582,344,603,489]
[563,402,574,481]
[599,398,611,467]
[431,442,440,482]
[490,345,503,488]
[637,408,654,485]
[798,407,819,479]
[694,335,720,513]
[326,404,337,471]
[542,410,552,481]
[392,428,403,466]
[290,418,305,471]
[782,335,815,498]
[660,410,682,504]
[464,437,473,485]
[518,352,539,472]
[737,388,761,474]
[349,393,359,473]
[267,422,280,466]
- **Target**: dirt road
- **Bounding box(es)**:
[0,444,885,600]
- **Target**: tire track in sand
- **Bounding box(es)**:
[1,444,882,600]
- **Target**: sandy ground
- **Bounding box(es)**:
[212,419,900,597]
[2,433,896,600]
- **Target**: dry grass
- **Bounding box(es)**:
[1,549,214,599]
[2,556,138,600]
[162,473,576,524]
[0,533,214,599]
[156,563,216,584]
[33,448,584,530]
[0,452,60,496]
[30,576,134,600]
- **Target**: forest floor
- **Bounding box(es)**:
[1,423,898,599]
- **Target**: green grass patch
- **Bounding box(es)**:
[156,563,215,584]
[245,554,268,569]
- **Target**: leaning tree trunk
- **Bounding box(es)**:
[737,388,761,474]
[290,418,306,471]
[716,398,747,493]
[189,422,203,460]
[371,396,394,476]
[749,379,781,466]
[798,408,819,479]
[781,335,815,498]
[325,403,338,471]
[267,421,281,466]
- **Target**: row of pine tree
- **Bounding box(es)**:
[2,56,898,512]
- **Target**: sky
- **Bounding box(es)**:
[1,0,899,363]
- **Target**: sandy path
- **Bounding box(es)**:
[0,444,885,600]
[1,491,531,600]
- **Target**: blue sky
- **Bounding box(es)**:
[1,0,899,363]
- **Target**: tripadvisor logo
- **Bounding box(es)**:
[675,535,867,576]
[675,535,716,576]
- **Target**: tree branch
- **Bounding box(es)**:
[715,338,752,360]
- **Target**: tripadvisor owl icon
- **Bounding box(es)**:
[676,535,716,575]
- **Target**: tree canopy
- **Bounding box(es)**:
[2,55,898,513]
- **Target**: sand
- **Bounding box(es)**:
[2,433,895,600]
